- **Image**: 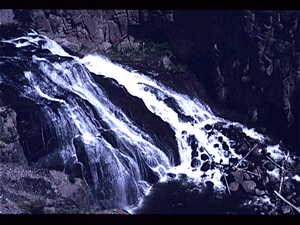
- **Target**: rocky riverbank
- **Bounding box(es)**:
[133,118,300,214]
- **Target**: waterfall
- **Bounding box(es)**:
[1,31,296,213]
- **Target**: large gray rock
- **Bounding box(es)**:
[0,9,15,25]
[0,163,93,214]
[242,180,257,193]
[0,106,28,167]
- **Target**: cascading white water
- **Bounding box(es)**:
[1,31,171,208]
[1,31,297,212]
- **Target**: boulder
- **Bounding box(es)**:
[243,172,252,180]
[199,146,206,153]
[255,188,265,196]
[265,161,275,171]
[0,141,28,166]
[200,162,210,172]
[294,162,300,176]
[0,163,93,214]
[0,9,16,25]
[191,150,199,159]
[108,20,122,45]
[191,158,201,168]
[231,171,244,184]
[222,142,229,150]
[167,173,176,178]
[0,106,28,167]
[223,151,229,158]
[64,156,85,179]
[229,182,239,192]
[213,122,224,131]
[187,135,198,151]
[204,124,212,130]
[35,151,65,171]
[218,136,223,142]
[281,205,291,214]
[200,154,209,161]
[242,180,256,193]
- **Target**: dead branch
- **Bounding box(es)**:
[266,155,282,169]
[223,171,231,195]
[279,160,285,194]
[234,144,258,169]
[274,190,300,214]
[235,167,260,177]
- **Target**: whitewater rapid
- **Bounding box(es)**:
[1,31,296,212]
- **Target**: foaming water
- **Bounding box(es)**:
[1,32,295,212]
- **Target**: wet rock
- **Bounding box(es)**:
[177,173,187,180]
[191,150,199,159]
[200,162,210,172]
[243,172,251,180]
[222,142,229,150]
[218,136,223,142]
[200,154,209,161]
[191,141,198,151]
[229,157,238,164]
[235,143,248,154]
[229,182,239,192]
[204,124,212,130]
[73,136,93,185]
[35,151,65,171]
[191,158,201,168]
[187,135,198,151]
[294,162,300,176]
[65,156,84,179]
[242,180,256,193]
[269,174,278,183]
[231,171,244,184]
[205,180,214,188]
[265,161,275,171]
[92,74,180,166]
[281,205,291,214]
[255,188,265,196]
[213,143,219,148]
[199,146,206,152]
[167,173,176,178]
[213,122,224,131]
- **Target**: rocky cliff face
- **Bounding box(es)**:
[0,103,93,214]
[3,9,296,154]
[135,10,300,154]
[0,105,128,214]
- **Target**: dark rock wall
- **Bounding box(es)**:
[0,9,299,153]
[137,10,299,152]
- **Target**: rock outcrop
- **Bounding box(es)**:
[0,104,94,214]
[0,163,93,214]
